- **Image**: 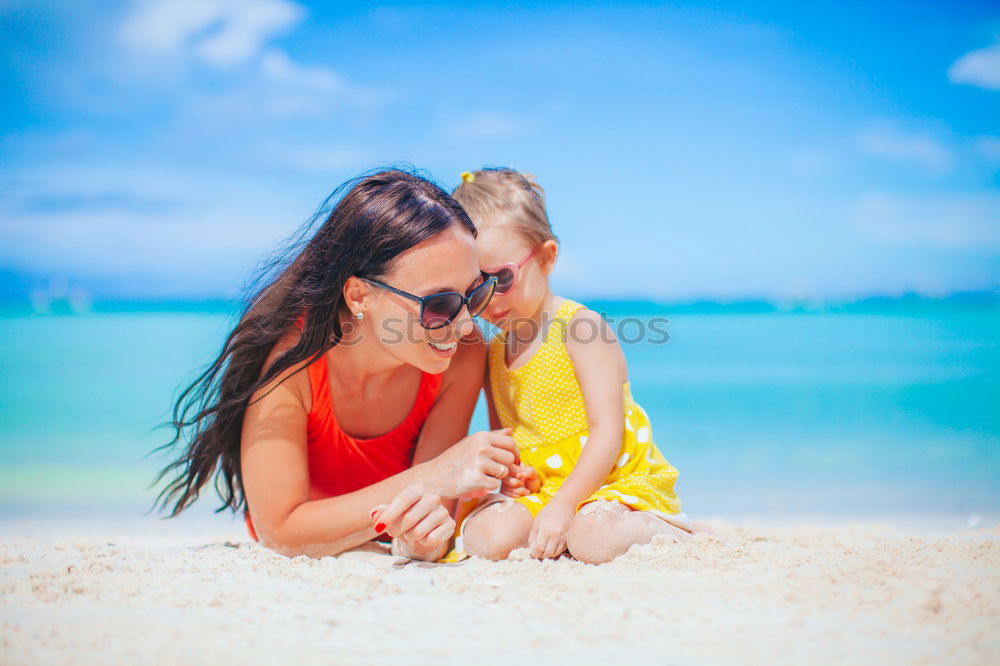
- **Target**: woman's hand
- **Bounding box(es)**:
[529,497,576,559]
[499,463,542,498]
[424,428,519,499]
[371,485,455,561]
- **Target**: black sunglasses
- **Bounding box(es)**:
[361,273,498,330]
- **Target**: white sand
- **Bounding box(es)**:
[1,519,998,665]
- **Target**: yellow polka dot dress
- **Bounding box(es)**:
[489,298,687,526]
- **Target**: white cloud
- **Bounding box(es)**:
[0,165,298,297]
[119,0,224,54]
[120,0,303,67]
[948,42,1000,91]
[197,1,302,66]
[858,127,952,171]
[252,49,383,117]
[853,193,1000,249]
[261,48,340,91]
[114,3,383,121]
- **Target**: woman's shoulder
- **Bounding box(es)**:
[252,326,314,410]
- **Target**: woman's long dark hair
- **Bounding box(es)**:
[152,168,477,517]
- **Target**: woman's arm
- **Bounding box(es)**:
[413,325,527,499]
[240,368,453,557]
[411,325,488,465]
[404,326,487,557]
[241,331,516,558]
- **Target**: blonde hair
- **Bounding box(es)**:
[452,167,558,247]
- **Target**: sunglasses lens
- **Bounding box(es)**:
[493,268,515,294]
[421,293,462,329]
[468,278,496,317]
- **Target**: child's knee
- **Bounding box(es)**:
[566,527,619,564]
[566,501,640,564]
[462,501,532,561]
[566,509,618,564]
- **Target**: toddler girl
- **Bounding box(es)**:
[450,168,693,564]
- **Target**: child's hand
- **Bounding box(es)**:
[499,463,541,498]
[529,498,575,559]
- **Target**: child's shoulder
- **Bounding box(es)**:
[553,298,619,350]
[557,298,622,353]
[556,297,609,328]
[559,298,628,378]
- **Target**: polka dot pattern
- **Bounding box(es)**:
[487,298,683,521]
[489,300,591,449]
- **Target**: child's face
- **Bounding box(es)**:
[475,224,555,331]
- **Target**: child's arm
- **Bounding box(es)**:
[528,308,627,558]
[554,308,627,505]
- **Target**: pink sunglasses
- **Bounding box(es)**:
[483,249,537,295]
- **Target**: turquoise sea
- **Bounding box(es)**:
[0,299,997,524]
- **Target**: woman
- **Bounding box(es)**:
[154,169,517,561]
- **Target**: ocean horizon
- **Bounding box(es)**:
[1,293,997,528]
[2,288,997,316]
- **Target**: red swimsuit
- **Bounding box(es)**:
[244,351,443,540]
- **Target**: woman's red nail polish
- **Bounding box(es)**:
[374,523,386,533]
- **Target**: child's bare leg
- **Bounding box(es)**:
[462,499,533,561]
[566,500,689,565]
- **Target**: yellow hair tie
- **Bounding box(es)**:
[460,171,476,183]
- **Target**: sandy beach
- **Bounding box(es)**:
[2,518,997,666]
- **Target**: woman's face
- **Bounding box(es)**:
[359,226,485,374]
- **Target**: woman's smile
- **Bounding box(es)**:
[428,340,459,356]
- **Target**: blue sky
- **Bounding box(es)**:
[1,0,998,301]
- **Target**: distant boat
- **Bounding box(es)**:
[30,279,92,314]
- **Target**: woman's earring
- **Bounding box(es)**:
[354,311,364,320]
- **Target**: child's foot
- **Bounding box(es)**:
[689,520,721,537]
